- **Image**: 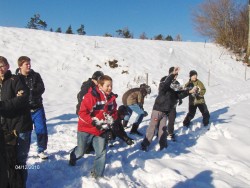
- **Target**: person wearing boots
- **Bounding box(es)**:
[122,84,151,136]
[183,70,210,127]
[16,56,49,160]
[141,67,188,151]
[69,75,117,179]
[110,105,134,145]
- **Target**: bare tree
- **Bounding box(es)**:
[192,0,248,54]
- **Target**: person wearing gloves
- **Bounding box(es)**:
[69,75,117,179]
[109,105,134,146]
[122,84,151,136]
[141,67,189,151]
[183,70,210,127]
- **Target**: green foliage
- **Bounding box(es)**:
[55,27,62,33]
[66,25,73,34]
[116,27,133,38]
[77,24,86,35]
[154,34,164,40]
[165,35,173,41]
[26,14,47,30]
[103,33,113,37]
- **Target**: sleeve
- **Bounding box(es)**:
[32,73,45,96]
[198,80,206,96]
[111,100,118,120]
[0,77,29,112]
[137,91,143,104]
[78,93,96,126]
[160,74,175,92]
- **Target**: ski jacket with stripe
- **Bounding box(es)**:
[78,86,118,136]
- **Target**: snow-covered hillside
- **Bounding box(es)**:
[1,26,250,188]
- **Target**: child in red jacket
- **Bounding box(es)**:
[69,75,117,178]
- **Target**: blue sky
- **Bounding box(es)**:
[0,0,209,41]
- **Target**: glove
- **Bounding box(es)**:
[103,113,114,125]
[178,99,183,106]
[92,118,106,130]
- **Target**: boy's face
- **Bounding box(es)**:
[0,62,9,78]
[99,80,112,95]
[191,74,197,82]
[20,61,31,74]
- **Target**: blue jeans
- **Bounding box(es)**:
[124,104,145,125]
[17,131,31,187]
[71,131,107,177]
[31,107,48,153]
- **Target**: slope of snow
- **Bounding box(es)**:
[0,26,250,188]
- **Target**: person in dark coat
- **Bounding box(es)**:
[16,56,49,160]
[76,71,104,115]
[165,67,183,141]
[141,67,190,151]
[122,84,151,136]
[109,105,134,145]
[0,56,33,188]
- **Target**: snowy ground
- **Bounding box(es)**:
[1,26,250,188]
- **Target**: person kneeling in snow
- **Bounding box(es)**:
[109,105,134,146]
[69,75,117,179]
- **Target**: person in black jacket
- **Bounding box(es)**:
[0,56,33,188]
[141,67,190,151]
[16,56,49,160]
[109,105,134,146]
[76,71,104,115]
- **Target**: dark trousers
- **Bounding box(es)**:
[167,108,176,135]
[183,103,210,126]
[0,129,8,188]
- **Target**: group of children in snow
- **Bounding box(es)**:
[0,54,210,187]
[69,67,210,178]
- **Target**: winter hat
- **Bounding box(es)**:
[169,67,175,74]
[92,71,104,81]
[189,70,197,78]
[140,83,151,95]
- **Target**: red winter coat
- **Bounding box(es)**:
[78,87,117,136]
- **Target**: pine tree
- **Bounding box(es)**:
[154,34,164,40]
[55,27,62,33]
[66,25,73,34]
[165,35,173,41]
[26,14,47,30]
[76,24,86,35]
[116,27,133,38]
[103,33,113,37]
